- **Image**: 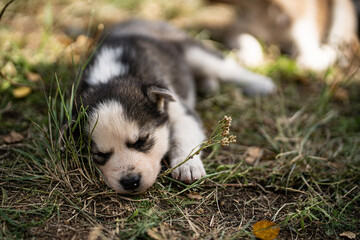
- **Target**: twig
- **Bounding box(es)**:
[0,71,33,88]
[202,183,257,188]
[0,0,15,21]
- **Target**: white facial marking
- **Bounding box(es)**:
[88,101,138,152]
[87,47,128,85]
[88,100,170,194]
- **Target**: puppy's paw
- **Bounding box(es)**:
[244,75,277,96]
[171,156,206,184]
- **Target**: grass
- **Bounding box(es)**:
[1,0,360,239]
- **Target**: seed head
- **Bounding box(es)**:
[220,115,232,136]
[229,135,237,143]
[221,137,230,146]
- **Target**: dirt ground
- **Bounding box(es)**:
[1,0,360,239]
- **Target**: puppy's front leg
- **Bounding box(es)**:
[168,101,206,183]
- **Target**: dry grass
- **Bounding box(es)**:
[1,0,360,239]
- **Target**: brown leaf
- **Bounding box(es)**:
[65,35,93,62]
[147,228,164,240]
[4,131,25,144]
[25,71,42,82]
[56,33,73,45]
[196,208,204,215]
[333,87,349,103]
[244,147,263,165]
[87,226,103,240]
[253,220,280,240]
[186,192,203,200]
[340,231,357,239]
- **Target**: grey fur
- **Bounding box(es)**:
[69,19,275,193]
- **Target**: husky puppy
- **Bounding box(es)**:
[209,0,358,71]
[72,20,276,194]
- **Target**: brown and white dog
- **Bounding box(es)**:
[68,20,276,195]
[210,0,358,71]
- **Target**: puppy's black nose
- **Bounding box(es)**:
[120,174,141,190]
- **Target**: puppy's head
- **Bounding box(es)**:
[75,82,175,194]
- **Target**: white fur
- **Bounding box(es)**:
[235,33,264,67]
[88,100,170,194]
[328,0,357,45]
[168,99,206,183]
[327,0,357,66]
[291,17,337,71]
[291,0,356,71]
[185,47,276,95]
[87,47,128,85]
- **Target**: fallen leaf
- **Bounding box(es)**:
[340,231,357,239]
[75,35,89,48]
[65,35,93,62]
[25,71,42,82]
[196,208,204,215]
[4,131,24,143]
[147,228,163,240]
[56,32,73,45]
[186,192,203,200]
[1,61,17,77]
[245,147,263,165]
[12,86,32,98]
[253,220,280,240]
[333,87,349,103]
[88,226,103,240]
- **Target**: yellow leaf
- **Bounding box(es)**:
[12,86,31,98]
[253,220,280,240]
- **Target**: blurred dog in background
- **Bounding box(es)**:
[209,0,359,71]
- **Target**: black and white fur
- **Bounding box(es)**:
[72,20,276,194]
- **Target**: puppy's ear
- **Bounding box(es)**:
[147,86,176,112]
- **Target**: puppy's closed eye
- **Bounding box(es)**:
[126,134,154,153]
[92,151,112,165]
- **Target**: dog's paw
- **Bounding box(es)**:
[296,45,337,71]
[235,33,264,67]
[171,156,206,184]
[244,75,277,96]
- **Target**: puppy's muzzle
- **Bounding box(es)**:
[120,174,141,190]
